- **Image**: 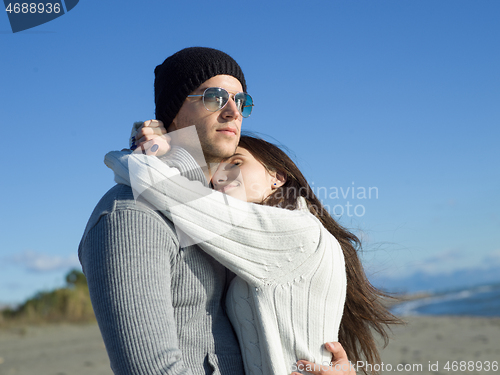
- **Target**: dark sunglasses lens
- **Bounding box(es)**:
[203,88,228,111]
[235,93,253,118]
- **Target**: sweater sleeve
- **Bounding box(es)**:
[105,151,322,286]
[80,207,194,375]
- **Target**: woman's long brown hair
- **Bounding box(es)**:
[238,135,403,374]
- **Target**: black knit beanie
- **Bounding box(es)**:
[154,47,247,128]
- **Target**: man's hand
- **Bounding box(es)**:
[291,342,356,375]
[131,120,171,156]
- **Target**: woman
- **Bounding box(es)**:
[109,123,401,375]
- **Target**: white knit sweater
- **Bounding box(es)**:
[105,150,346,375]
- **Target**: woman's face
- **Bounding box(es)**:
[212,147,279,203]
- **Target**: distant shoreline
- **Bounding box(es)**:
[382,291,432,310]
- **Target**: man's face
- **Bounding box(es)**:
[169,75,244,163]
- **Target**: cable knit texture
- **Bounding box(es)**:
[105,150,347,375]
[79,147,244,375]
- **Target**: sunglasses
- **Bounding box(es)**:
[187,87,254,118]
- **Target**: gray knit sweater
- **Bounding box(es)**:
[78,148,244,375]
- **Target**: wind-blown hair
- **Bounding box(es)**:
[238,135,403,374]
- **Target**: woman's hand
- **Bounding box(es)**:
[291,342,356,375]
[131,120,171,156]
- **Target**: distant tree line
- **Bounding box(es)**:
[1,269,95,326]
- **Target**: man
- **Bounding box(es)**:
[79,47,249,374]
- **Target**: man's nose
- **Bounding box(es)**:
[220,96,241,120]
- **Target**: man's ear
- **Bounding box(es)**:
[272,171,287,189]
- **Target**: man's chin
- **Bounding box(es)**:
[205,143,239,162]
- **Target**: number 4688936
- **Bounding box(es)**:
[443,361,498,372]
[5,3,61,14]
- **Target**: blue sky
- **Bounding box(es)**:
[1,0,499,304]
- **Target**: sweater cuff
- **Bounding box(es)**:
[158,147,209,187]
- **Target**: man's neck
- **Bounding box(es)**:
[202,156,223,183]
[182,148,221,183]
[200,164,212,183]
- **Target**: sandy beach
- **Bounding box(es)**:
[376,316,500,375]
[0,316,498,375]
